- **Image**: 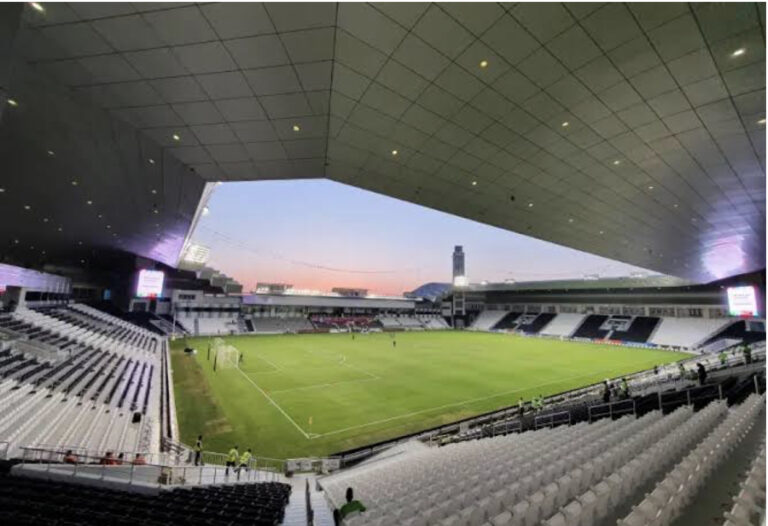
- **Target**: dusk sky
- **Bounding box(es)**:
[190,180,652,295]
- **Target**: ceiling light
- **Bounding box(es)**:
[648,185,654,190]
[172,133,180,141]
[613,160,621,165]
[673,203,678,208]
[78,241,83,245]
[23,204,30,210]
[13,239,19,244]
[527,202,534,208]
[57,227,62,232]
[472,181,477,186]
[151,189,157,194]
[71,180,78,186]
[568,218,574,223]
[731,48,746,57]
[561,121,569,127]
[148,158,155,165]
[7,99,17,107]
[599,230,604,235]
[86,200,92,205]
[0,188,4,192]
[30,2,44,13]
[391,149,398,156]
[153,209,159,214]
[202,206,210,216]
[80,259,85,263]
[98,214,103,218]
[47,150,54,156]
[106,225,111,229]
[479,60,489,69]
[43,218,48,223]
[292,124,301,132]
[758,118,766,125]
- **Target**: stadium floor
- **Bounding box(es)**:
[170,331,689,459]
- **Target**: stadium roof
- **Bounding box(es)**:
[465,274,694,292]
[1,2,764,281]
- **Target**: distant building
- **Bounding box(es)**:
[332,287,368,297]
[453,246,465,279]
[255,283,293,294]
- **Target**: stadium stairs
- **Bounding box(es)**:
[702,319,767,347]
[318,391,765,526]
[469,311,509,331]
[608,316,660,343]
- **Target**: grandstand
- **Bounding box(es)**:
[0,2,765,526]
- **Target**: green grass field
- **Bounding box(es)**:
[170,331,688,459]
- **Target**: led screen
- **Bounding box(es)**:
[136,270,164,298]
[727,286,758,317]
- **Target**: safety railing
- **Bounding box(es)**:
[200,450,286,475]
[588,398,637,422]
[18,446,281,488]
[534,410,571,429]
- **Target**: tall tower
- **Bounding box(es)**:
[451,246,466,325]
[452,245,465,281]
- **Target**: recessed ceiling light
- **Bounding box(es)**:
[561,121,569,127]
[7,99,18,107]
[568,218,574,223]
[691,217,697,222]
[613,160,621,165]
[78,241,83,245]
[758,118,766,125]
[80,259,85,263]
[472,181,477,186]
[47,150,54,156]
[148,158,155,165]
[41,250,45,255]
[151,189,157,194]
[30,3,44,13]
[648,185,654,190]
[673,203,678,208]
[71,180,78,186]
[86,200,92,205]
[23,204,30,210]
[153,209,159,214]
[106,225,111,229]
[98,214,103,218]
[599,230,604,235]
[528,202,534,208]
[57,227,62,232]
[0,188,4,193]
[292,124,301,132]
[479,60,489,68]
[43,217,48,223]
[13,239,19,244]
[172,133,180,141]
[391,149,398,156]
[731,48,746,57]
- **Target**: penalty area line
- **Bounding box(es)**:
[234,365,310,439]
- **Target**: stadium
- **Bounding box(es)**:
[0,2,765,526]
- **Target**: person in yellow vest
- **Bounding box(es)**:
[238,448,252,480]
[226,445,239,476]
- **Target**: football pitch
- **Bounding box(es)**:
[170,331,688,459]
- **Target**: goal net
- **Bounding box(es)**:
[213,338,240,369]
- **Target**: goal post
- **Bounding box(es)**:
[212,338,240,369]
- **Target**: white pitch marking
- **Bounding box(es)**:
[234,365,310,439]
[310,367,621,439]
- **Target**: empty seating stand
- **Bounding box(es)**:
[572,315,610,339]
[0,472,291,526]
[610,316,660,343]
[491,312,523,330]
[517,313,557,334]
